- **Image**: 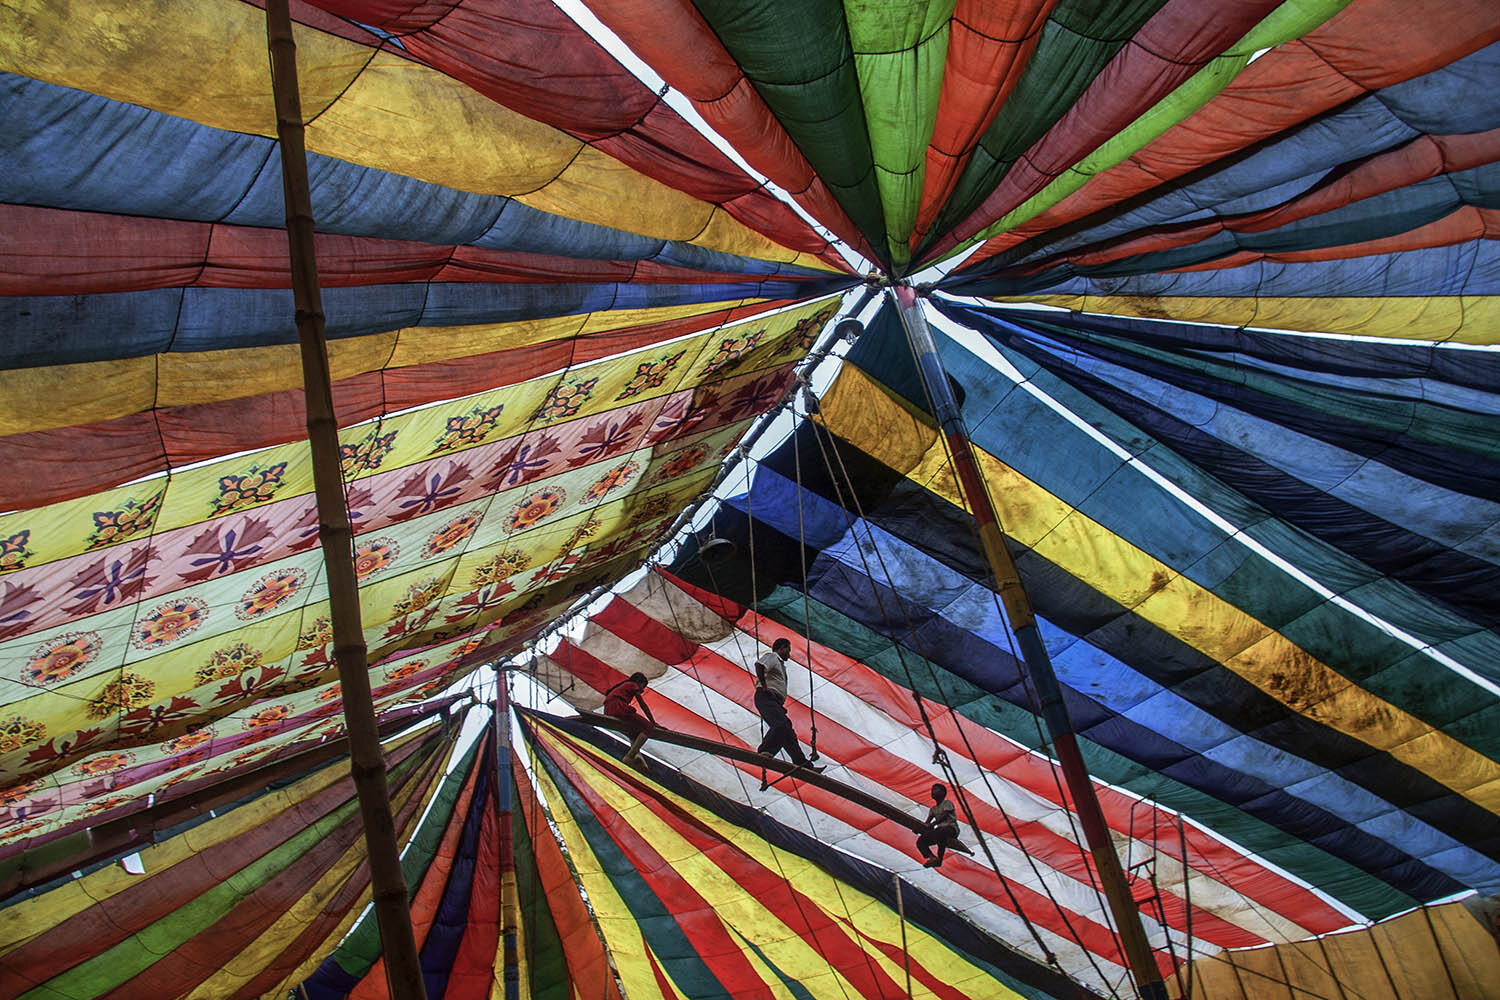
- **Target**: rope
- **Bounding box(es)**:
[791,384,818,760]
[658,560,869,1000]
[798,393,1090,978]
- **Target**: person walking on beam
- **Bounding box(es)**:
[754,637,823,788]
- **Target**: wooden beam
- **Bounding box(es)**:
[263,4,425,996]
[523,708,971,855]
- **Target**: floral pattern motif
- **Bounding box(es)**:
[471,550,531,586]
[615,350,686,401]
[73,751,133,777]
[0,779,42,808]
[698,328,766,378]
[0,530,33,574]
[392,579,445,618]
[504,487,566,534]
[430,402,505,454]
[163,728,213,754]
[194,643,263,686]
[298,617,333,650]
[773,305,838,357]
[245,705,291,730]
[87,491,165,550]
[423,511,482,559]
[582,460,639,503]
[236,568,307,620]
[0,716,45,753]
[532,377,597,423]
[25,631,103,686]
[656,445,710,481]
[341,428,399,477]
[132,597,209,650]
[386,659,428,682]
[210,461,289,517]
[86,672,156,719]
[353,538,400,580]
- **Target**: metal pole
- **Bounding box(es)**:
[889,284,1167,1000]
[263,4,425,997]
[495,674,520,1000]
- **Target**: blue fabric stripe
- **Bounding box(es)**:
[726,469,1499,896]
[0,73,834,278]
[0,277,850,369]
[419,752,491,999]
[959,41,1500,274]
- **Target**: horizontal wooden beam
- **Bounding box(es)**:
[523,708,970,855]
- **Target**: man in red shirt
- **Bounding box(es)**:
[603,671,656,768]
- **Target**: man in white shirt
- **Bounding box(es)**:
[754,637,823,772]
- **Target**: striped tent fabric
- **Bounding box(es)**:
[4,0,1500,996]
[521,711,1085,1000]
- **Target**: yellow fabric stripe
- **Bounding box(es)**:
[181,734,444,999]
[0,722,437,952]
[0,295,780,437]
[995,295,1500,345]
[525,741,678,1000]
[0,0,815,264]
[819,364,1500,813]
[537,723,1021,999]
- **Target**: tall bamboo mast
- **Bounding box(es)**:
[495,675,521,1000]
[264,4,426,996]
[889,285,1167,1000]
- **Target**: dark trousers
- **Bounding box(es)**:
[917,829,957,860]
[754,688,809,766]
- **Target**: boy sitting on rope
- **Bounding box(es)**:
[603,671,656,769]
[754,637,824,774]
[917,782,960,868]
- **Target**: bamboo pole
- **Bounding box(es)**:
[263,4,426,996]
[889,284,1167,1000]
[495,675,520,1000]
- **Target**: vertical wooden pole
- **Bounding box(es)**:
[264,4,425,997]
[895,874,913,1000]
[890,285,1167,1000]
[495,674,520,1000]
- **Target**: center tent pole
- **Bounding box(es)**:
[264,3,425,996]
[888,285,1167,1000]
[495,674,520,1000]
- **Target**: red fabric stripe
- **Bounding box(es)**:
[350,745,486,998]
[539,724,918,1000]
[0,299,789,511]
[0,206,827,297]
[303,0,850,270]
[512,754,624,1000]
[632,574,1348,936]
[0,736,432,995]
[576,0,876,264]
[1013,129,1500,271]
[910,0,1060,247]
[955,0,1500,267]
[534,730,782,1000]
[944,0,1282,250]
[221,739,451,1000]
[444,770,504,1000]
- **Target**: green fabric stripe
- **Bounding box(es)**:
[694,0,891,267]
[21,747,428,999]
[845,0,955,271]
[753,584,1417,917]
[930,331,1500,759]
[926,0,1168,247]
[530,735,732,1000]
[955,0,1351,256]
[1028,319,1500,461]
[330,735,484,979]
[512,770,572,1000]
